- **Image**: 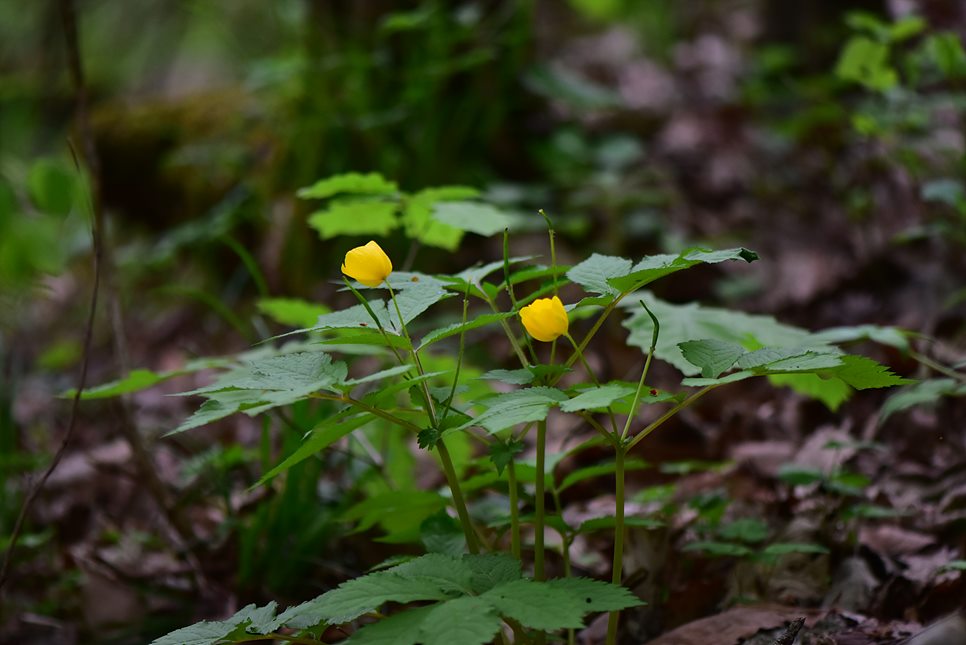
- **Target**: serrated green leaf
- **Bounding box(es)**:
[309,200,399,238]
[421,597,502,645]
[623,293,816,376]
[458,387,568,434]
[606,247,757,294]
[560,383,635,412]
[566,254,633,297]
[880,378,966,422]
[316,572,451,624]
[149,603,273,645]
[489,439,524,475]
[432,201,513,237]
[558,458,649,493]
[830,355,910,389]
[402,187,479,250]
[463,554,522,594]
[390,553,474,594]
[481,580,585,630]
[298,172,398,199]
[811,324,910,352]
[72,368,173,400]
[386,283,453,332]
[545,577,645,612]
[346,606,433,645]
[679,339,746,379]
[420,512,465,556]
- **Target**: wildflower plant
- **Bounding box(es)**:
[82,174,912,645]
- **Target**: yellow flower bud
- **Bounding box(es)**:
[519,296,569,342]
[341,240,393,287]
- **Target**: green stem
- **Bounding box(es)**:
[910,349,966,383]
[507,460,522,560]
[311,393,423,434]
[606,447,626,645]
[483,293,531,368]
[565,334,619,435]
[387,284,479,555]
[624,385,719,453]
[621,349,653,441]
[438,440,480,554]
[534,418,547,580]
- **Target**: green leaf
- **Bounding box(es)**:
[679,339,746,379]
[346,606,433,645]
[606,247,757,294]
[481,580,585,630]
[420,513,466,557]
[342,491,447,540]
[939,560,966,572]
[767,373,852,411]
[880,379,966,422]
[623,294,816,376]
[545,577,644,612]
[718,519,769,544]
[432,201,513,237]
[315,572,451,624]
[257,298,330,328]
[683,541,754,557]
[777,465,825,486]
[835,37,897,91]
[811,324,910,352]
[558,458,650,493]
[480,368,536,385]
[418,312,514,350]
[73,368,172,399]
[309,200,399,238]
[463,553,522,594]
[386,283,453,332]
[297,172,398,199]
[28,159,78,216]
[255,413,373,485]
[149,603,273,645]
[489,439,524,475]
[390,553,475,595]
[566,254,632,297]
[560,383,636,412]
[421,597,502,645]
[576,516,664,534]
[831,355,910,389]
[928,33,966,79]
[458,387,568,434]
[343,364,415,388]
[761,543,830,556]
[402,187,479,250]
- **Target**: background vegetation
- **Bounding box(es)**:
[1,1,964,643]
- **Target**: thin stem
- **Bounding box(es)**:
[438,440,480,554]
[439,285,470,427]
[534,419,547,580]
[621,350,653,441]
[565,333,619,435]
[502,228,537,366]
[342,278,407,366]
[507,460,522,560]
[483,293,530,368]
[311,393,422,433]
[606,448,626,645]
[387,283,479,555]
[624,385,719,453]
[910,349,966,383]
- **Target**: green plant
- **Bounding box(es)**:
[79,174,911,644]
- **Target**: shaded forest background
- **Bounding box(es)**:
[1,0,965,643]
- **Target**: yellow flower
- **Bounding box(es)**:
[342,240,393,287]
[519,296,569,342]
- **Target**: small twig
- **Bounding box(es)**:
[772,617,805,645]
